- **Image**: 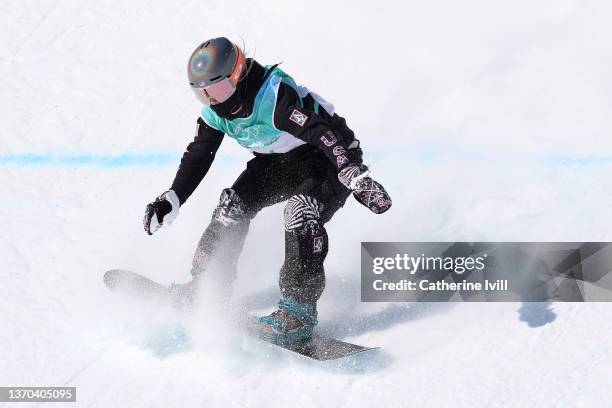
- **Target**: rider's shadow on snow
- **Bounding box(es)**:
[517,302,556,327]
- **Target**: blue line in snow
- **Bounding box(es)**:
[0,152,180,168]
[1,151,611,168]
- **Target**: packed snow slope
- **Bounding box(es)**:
[2,0,612,407]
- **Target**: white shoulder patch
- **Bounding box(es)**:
[289,109,309,127]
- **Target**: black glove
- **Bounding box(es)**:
[338,165,392,214]
[143,190,180,235]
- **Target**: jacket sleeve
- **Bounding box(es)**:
[170,117,224,205]
[273,82,358,172]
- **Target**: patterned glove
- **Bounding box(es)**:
[338,165,392,214]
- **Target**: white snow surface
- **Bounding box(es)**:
[2,1,612,407]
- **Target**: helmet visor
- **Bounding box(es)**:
[191,77,236,105]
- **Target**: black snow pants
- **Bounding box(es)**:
[191,144,351,305]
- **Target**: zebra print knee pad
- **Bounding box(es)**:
[284,195,323,232]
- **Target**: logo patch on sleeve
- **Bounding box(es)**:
[289,109,309,127]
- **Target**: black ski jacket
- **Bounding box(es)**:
[170,59,361,204]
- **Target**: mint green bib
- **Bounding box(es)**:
[200,67,301,149]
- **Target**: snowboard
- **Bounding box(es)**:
[103,269,377,361]
[242,316,375,361]
[104,269,173,304]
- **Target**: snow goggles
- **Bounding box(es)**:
[191,46,246,105]
[191,79,237,105]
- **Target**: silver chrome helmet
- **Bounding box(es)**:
[187,37,246,105]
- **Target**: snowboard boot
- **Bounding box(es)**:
[259,297,317,344]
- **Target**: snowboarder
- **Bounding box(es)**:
[142,37,391,344]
